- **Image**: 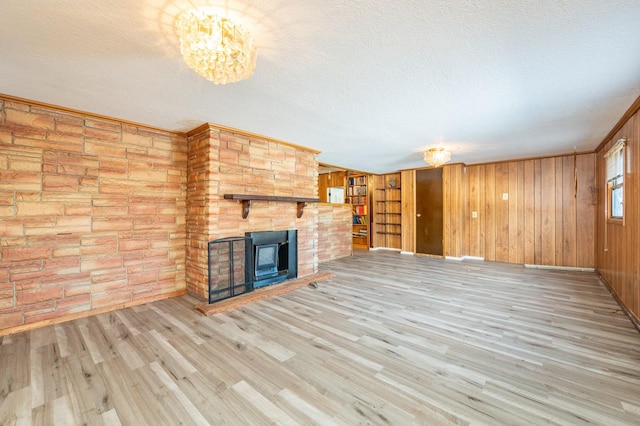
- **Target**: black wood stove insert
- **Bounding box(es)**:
[245,230,297,289]
[206,230,299,304]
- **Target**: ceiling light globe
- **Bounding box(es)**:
[423,147,451,167]
[176,8,257,84]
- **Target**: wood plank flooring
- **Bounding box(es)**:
[1,250,640,425]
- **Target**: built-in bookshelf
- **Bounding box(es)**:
[347,174,369,249]
[372,172,402,249]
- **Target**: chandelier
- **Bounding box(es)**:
[176,8,257,84]
[423,147,451,167]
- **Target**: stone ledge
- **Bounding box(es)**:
[195,271,336,316]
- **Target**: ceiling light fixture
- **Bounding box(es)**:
[175,8,257,84]
[423,147,451,167]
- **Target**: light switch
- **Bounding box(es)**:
[471,211,478,218]
[502,193,509,200]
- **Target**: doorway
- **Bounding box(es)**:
[415,168,443,255]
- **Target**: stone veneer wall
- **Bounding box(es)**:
[317,203,352,262]
[0,96,188,332]
[186,125,319,300]
[0,95,321,332]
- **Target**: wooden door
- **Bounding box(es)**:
[415,168,443,255]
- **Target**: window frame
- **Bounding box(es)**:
[605,138,626,224]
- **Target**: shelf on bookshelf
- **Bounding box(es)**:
[349,174,370,249]
[371,173,403,250]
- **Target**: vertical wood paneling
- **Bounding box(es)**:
[454,164,464,257]
[446,154,595,269]
[401,170,415,253]
[508,162,518,263]
[540,158,556,265]
[443,166,452,256]
[516,162,526,264]
[631,115,639,318]
[478,165,486,259]
[484,164,496,261]
[463,167,471,256]
[576,154,595,268]
[562,156,577,267]
[318,173,329,202]
[330,171,346,187]
[533,159,543,264]
[467,166,481,257]
[523,160,535,264]
[596,106,640,323]
[370,175,383,248]
[554,159,564,266]
[494,163,509,262]
[443,164,464,257]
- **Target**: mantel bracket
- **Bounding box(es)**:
[241,200,252,219]
[296,202,307,219]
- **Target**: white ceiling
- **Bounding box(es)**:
[2,1,640,173]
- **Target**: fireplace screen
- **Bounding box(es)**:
[207,236,252,304]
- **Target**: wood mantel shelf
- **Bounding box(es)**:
[223,194,321,219]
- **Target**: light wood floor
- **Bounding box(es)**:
[2,250,640,425]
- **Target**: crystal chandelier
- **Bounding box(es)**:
[176,8,257,84]
[423,147,451,167]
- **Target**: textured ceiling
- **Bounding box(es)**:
[2,0,640,173]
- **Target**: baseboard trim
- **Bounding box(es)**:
[319,254,352,263]
[524,264,595,272]
[0,289,187,337]
[400,251,414,255]
[415,253,444,259]
[596,271,640,333]
[445,256,485,261]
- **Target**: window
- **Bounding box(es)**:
[605,138,626,220]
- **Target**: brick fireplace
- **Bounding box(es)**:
[185,124,319,301]
[0,94,323,333]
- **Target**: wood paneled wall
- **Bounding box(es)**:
[443,164,464,257]
[405,157,595,264]
[596,109,640,323]
[453,153,596,267]
[401,170,415,253]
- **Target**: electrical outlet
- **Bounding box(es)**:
[471,211,478,218]
[502,193,509,200]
